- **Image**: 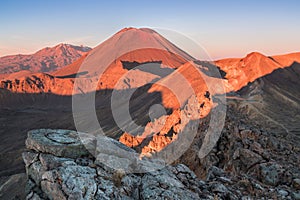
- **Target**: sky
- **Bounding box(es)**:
[0,0,300,59]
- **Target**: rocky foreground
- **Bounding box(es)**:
[15,121,300,200]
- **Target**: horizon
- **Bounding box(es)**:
[1,32,299,61]
[1,0,300,59]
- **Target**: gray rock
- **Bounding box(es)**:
[141,173,180,190]
[96,153,132,172]
[22,152,39,168]
[26,129,90,158]
[27,161,44,185]
[22,130,201,199]
[96,165,114,180]
[97,177,118,198]
[206,166,225,181]
[259,162,283,186]
[29,151,98,200]
[40,181,66,200]
[217,176,232,184]
[210,182,228,194]
[0,173,27,200]
[26,192,42,200]
[25,178,36,195]
[140,167,200,200]
[21,128,300,200]
[277,189,289,197]
[140,185,200,200]
[94,188,111,200]
[58,164,97,199]
[293,178,300,190]
[238,148,263,168]
[121,174,141,199]
[173,164,197,179]
[135,157,166,173]
[292,191,300,200]
[95,135,136,154]
[75,157,94,166]
[39,153,73,170]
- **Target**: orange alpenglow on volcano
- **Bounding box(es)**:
[1,27,300,156]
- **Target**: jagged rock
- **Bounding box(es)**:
[234,148,263,169]
[25,129,90,158]
[27,161,44,185]
[21,128,300,199]
[206,166,225,181]
[21,129,206,199]
[96,177,120,199]
[121,174,141,199]
[59,165,97,199]
[209,182,229,194]
[22,152,39,168]
[39,153,73,170]
[40,181,66,200]
[139,166,201,199]
[96,165,114,180]
[169,164,198,188]
[41,161,97,199]
[25,178,36,195]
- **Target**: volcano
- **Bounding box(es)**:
[1,28,300,200]
[0,28,220,177]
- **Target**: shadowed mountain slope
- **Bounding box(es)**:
[235,61,300,137]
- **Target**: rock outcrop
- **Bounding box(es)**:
[22,127,300,199]
[22,129,211,199]
[177,105,300,199]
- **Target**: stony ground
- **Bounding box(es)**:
[178,104,300,199]
[19,116,300,200]
[1,105,300,199]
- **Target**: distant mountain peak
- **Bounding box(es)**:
[246,51,266,58]
[215,51,300,91]
[0,44,92,75]
[242,52,268,63]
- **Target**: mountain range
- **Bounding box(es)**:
[0,27,299,155]
[0,27,300,199]
[0,43,91,79]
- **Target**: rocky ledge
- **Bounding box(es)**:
[23,129,300,200]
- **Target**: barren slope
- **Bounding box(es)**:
[236,61,300,137]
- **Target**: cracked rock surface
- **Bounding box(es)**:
[22,127,300,200]
[23,129,206,200]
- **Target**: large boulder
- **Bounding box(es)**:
[22,129,209,199]
[25,129,90,158]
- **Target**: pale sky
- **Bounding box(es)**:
[1,0,300,59]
